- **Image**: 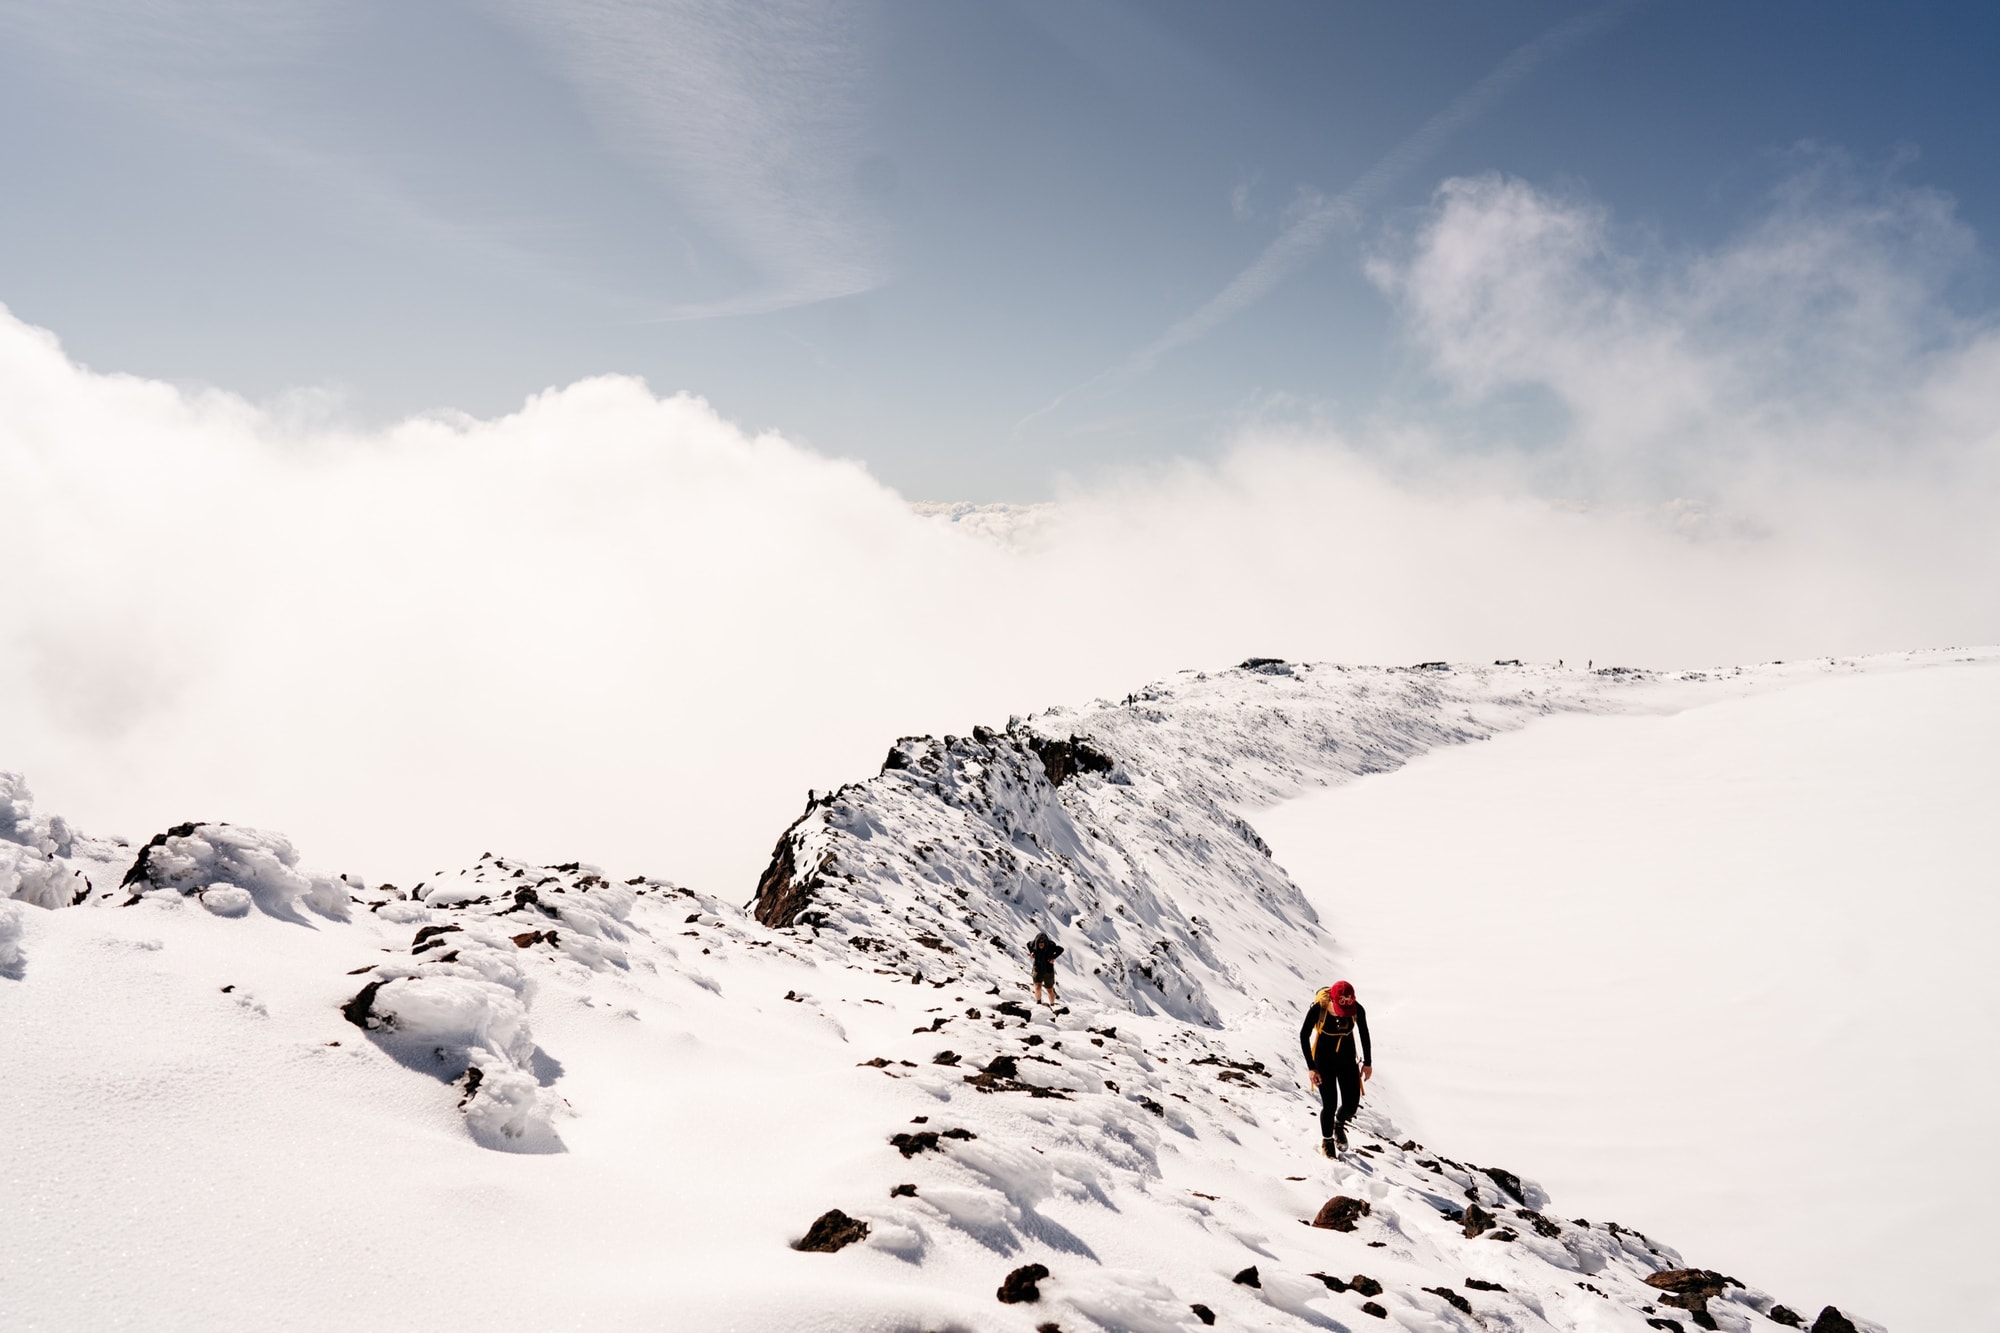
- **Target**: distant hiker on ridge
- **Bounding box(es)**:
[1028,929,1064,1006]
[1299,979,1372,1157]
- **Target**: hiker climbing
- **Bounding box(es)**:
[1028,929,1064,1006]
[1299,979,1372,1157]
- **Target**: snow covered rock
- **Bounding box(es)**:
[121,821,350,920]
[0,899,25,978]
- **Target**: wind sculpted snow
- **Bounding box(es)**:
[0,657,1918,1331]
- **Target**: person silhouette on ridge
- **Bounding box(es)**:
[1299,979,1372,1156]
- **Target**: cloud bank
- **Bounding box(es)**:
[3,165,1995,894]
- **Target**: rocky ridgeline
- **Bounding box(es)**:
[750,660,1631,1027]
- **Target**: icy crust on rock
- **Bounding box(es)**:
[0,772,103,910]
[123,821,353,921]
[751,661,1646,1027]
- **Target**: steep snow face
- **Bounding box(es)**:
[0,657,1927,1332]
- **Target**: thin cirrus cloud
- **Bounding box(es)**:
[1022,0,1643,427]
[2,162,1995,897]
[488,0,888,320]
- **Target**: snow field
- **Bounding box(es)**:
[5,653,1961,1329]
[1258,656,2000,1331]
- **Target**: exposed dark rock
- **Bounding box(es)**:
[1768,1307,1803,1327]
[1464,1278,1506,1292]
[1138,1097,1164,1115]
[941,1127,977,1141]
[1310,1273,1349,1292]
[932,1050,961,1065]
[1517,1208,1562,1238]
[412,924,462,951]
[1646,1320,1685,1332]
[1646,1269,1734,1327]
[1424,1287,1472,1314]
[1025,734,1114,787]
[890,1131,939,1157]
[997,1263,1050,1304]
[996,1000,1032,1019]
[1482,1166,1526,1203]
[1189,1305,1215,1326]
[1359,1301,1387,1319]
[1311,1196,1373,1232]
[458,1066,483,1107]
[982,1054,1019,1078]
[1232,1266,1260,1288]
[1809,1310,1860,1333]
[750,816,835,929]
[1462,1202,1497,1238]
[1350,1276,1383,1298]
[340,980,387,1030]
[792,1209,869,1253]
[889,1184,916,1198]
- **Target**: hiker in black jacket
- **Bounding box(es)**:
[1299,979,1372,1156]
[1028,930,1064,1005]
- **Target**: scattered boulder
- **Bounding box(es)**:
[996,1000,1032,1020]
[983,1054,1020,1078]
[1423,1287,1472,1314]
[1482,1166,1526,1204]
[1359,1301,1387,1319]
[1516,1208,1562,1238]
[932,1050,961,1065]
[889,1183,916,1198]
[1311,1196,1373,1232]
[1189,1305,1215,1326]
[1462,1202,1497,1238]
[997,1263,1050,1304]
[890,1131,939,1157]
[1768,1307,1803,1327]
[1232,1266,1260,1288]
[792,1209,869,1253]
[1645,1269,1736,1329]
[1310,1273,1348,1292]
[1464,1278,1506,1292]
[1350,1276,1384,1298]
[1809,1310,1860,1333]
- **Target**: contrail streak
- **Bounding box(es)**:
[1021,0,1642,428]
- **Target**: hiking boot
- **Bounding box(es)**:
[1320,1136,1339,1159]
[1333,1119,1349,1148]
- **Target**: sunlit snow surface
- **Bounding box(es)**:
[4,651,1984,1331]
[1259,659,2000,1332]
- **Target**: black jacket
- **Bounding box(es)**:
[1299,1000,1371,1072]
[1028,934,1063,973]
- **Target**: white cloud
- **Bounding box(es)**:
[3,163,1996,896]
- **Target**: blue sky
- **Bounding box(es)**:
[2,0,1997,498]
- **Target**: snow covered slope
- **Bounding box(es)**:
[3,655,1943,1332]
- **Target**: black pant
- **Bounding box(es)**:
[1318,1061,1361,1137]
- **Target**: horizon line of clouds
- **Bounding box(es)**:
[2,156,1996,896]
[1019,0,1643,430]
